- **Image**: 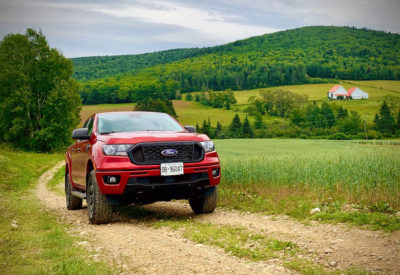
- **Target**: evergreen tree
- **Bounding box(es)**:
[195,94,200,102]
[201,119,211,136]
[229,114,242,137]
[216,121,223,137]
[195,122,200,132]
[242,116,254,138]
[376,100,395,134]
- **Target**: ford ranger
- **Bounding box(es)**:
[65,111,221,224]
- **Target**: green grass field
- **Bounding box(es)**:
[231,81,400,122]
[80,80,400,126]
[79,100,251,127]
[215,139,400,231]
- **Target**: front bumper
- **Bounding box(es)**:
[95,163,221,195]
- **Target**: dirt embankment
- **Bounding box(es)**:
[35,162,400,274]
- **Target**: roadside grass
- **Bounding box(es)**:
[215,139,400,231]
[155,220,298,260]
[0,148,112,274]
[47,165,66,196]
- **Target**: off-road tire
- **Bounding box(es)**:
[189,186,217,214]
[87,170,112,224]
[65,172,82,210]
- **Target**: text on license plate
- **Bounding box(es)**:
[160,162,184,176]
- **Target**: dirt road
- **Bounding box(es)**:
[35,162,400,274]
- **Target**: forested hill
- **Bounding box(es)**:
[74,26,400,105]
[72,47,205,81]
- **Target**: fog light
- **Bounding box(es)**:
[103,175,120,184]
[212,168,220,177]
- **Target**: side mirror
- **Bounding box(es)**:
[72,128,90,140]
[184,126,196,133]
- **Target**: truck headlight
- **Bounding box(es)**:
[200,141,215,152]
[103,144,133,156]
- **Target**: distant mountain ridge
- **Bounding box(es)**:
[73,26,400,105]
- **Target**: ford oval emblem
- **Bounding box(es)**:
[161,149,179,157]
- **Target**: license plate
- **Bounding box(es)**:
[160,162,184,176]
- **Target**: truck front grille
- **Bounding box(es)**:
[128,142,204,165]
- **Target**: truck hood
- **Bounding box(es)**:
[97,131,209,144]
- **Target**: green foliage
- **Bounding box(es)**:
[254,113,265,129]
[134,98,177,118]
[256,89,309,117]
[374,100,396,134]
[201,119,212,137]
[184,93,193,101]
[75,26,400,105]
[229,114,242,137]
[0,29,81,151]
[242,116,254,138]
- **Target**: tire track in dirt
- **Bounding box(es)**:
[144,202,400,274]
[35,162,290,275]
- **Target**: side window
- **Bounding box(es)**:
[87,118,94,135]
[83,118,90,128]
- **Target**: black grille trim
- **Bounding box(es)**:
[127,142,205,165]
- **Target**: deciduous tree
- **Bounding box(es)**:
[0,29,81,151]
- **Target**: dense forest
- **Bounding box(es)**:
[72,26,400,105]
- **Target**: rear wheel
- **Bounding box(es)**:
[189,186,217,214]
[65,172,82,210]
[87,170,112,224]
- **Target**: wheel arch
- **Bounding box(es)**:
[86,159,95,187]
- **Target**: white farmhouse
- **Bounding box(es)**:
[347,87,368,99]
[327,85,347,99]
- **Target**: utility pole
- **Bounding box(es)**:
[363,120,368,140]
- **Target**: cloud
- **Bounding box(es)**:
[0,0,399,57]
[41,0,278,44]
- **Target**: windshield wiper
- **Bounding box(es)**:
[100,131,118,134]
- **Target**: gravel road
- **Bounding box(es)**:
[35,162,400,274]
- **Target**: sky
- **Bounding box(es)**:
[0,0,399,58]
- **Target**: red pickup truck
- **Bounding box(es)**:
[65,111,221,224]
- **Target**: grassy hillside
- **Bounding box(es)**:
[73,26,400,105]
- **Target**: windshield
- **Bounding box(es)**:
[97,112,184,134]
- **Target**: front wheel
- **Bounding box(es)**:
[189,186,218,214]
[87,170,112,224]
[65,172,82,210]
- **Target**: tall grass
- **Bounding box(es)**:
[215,139,400,225]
